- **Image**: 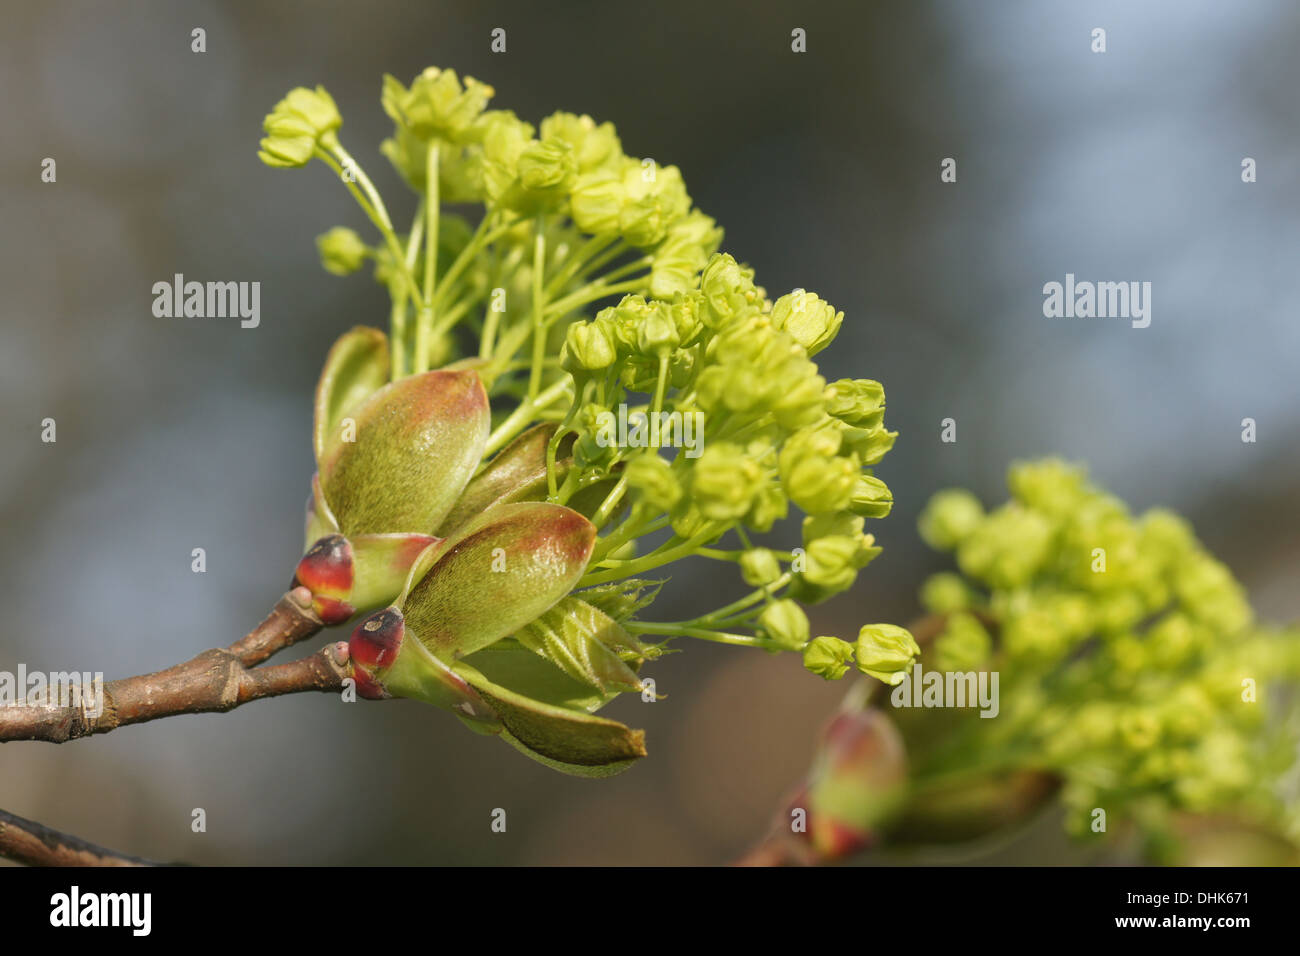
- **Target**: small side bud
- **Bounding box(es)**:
[293,534,356,624]
[348,607,405,699]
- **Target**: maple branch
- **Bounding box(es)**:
[0,807,159,867]
[0,589,343,744]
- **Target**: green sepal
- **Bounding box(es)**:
[305,473,341,548]
[313,326,390,464]
[462,641,619,713]
[380,628,500,728]
[319,368,490,536]
[453,660,646,776]
[348,533,444,613]
[402,501,597,659]
[435,423,565,537]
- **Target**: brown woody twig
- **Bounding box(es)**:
[0,589,354,866]
[0,807,160,867]
[0,588,338,744]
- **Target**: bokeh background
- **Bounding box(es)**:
[2,0,1298,865]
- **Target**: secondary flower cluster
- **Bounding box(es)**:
[776,461,1300,862]
[910,460,1300,848]
[260,67,910,774]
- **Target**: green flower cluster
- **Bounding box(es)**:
[552,254,905,679]
[912,460,1300,846]
[261,66,909,775]
[265,67,721,384]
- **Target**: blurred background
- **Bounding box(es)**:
[2,0,1298,865]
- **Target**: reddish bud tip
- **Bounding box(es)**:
[313,597,357,625]
[811,818,874,861]
[348,607,405,699]
[293,534,356,623]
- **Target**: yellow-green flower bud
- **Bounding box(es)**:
[918,489,985,550]
[381,68,494,143]
[650,213,723,300]
[316,227,369,276]
[932,612,992,672]
[760,599,810,651]
[919,571,974,614]
[824,379,886,429]
[744,482,789,533]
[770,365,828,432]
[856,624,919,685]
[769,290,843,356]
[699,253,760,327]
[1007,458,1090,518]
[842,422,898,467]
[739,548,782,587]
[570,170,625,235]
[259,86,341,168]
[481,111,536,206]
[573,403,619,469]
[561,319,617,373]
[849,474,893,518]
[538,112,623,174]
[618,159,689,247]
[518,137,576,194]
[956,504,1052,589]
[636,302,680,357]
[803,636,856,680]
[779,424,857,514]
[795,512,882,599]
[624,453,682,512]
[691,443,764,520]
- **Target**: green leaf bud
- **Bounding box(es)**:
[318,368,489,536]
[402,502,597,659]
[312,326,389,466]
[805,710,908,859]
[668,498,711,540]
